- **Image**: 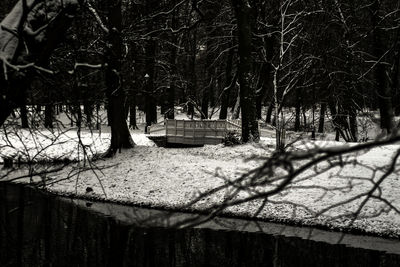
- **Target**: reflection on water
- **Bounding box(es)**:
[1,182,400,267]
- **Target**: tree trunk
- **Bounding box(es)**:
[294,87,301,131]
[44,105,53,129]
[187,30,197,118]
[166,3,178,120]
[96,104,101,130]
[84,102,93,128]
[105,0,133,155]
[231,88,241,120]
[266,103,273,124]
[302,108,307,129]
[144,4,158,131]
[166,84,175,119]
[129,100,138,129]
[256,37,274,120]
[231,0,259,142]
[255,66,264,120]
[372,0,394,133]
[201,86,209,119]
[106,103,111,126]
[318,103,326,133]
[68,105,74,127]
[392,28,400,115]
[328,99,353,142]
[75,104,82,128]
[219,48,235,120]
[349,110,358,142]
[20,103,28,128]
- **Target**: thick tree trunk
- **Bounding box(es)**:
[392,29,400,115]
[231,0,259,142]
[105,0,133,155]
[349,110,358,142]
[372,0,394,133]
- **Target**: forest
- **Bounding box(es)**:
[1,2,400,264]
[1,0,399,149]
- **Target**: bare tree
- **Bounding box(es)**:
[231,0,259,142]
[104,0,134,155]
[268,0,314,150]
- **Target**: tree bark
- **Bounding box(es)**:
[44,105,53,129]
[187,30,197,118]
[129,99,138,129]
[20,104,29,128]
[392,28,400,115]
[256,37,274,120]
[328,98,352,142]
[266,103,274,124]
[231,0,259,142]
[166,50,176,120]
[371,0,394,133]
[219,47,235,120]
[84,102,93,128]
[105,0,134,155]
[318,103,326,133]
[294,87,301,132]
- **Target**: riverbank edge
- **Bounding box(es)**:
[39,184,400,240]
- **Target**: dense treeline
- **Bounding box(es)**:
[1,0,399,144]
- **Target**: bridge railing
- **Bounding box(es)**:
[165,119,241,145]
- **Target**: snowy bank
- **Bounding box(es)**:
[1,130,400,238]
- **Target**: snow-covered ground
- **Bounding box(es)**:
[0,128,155,163]
[1,125,400,238]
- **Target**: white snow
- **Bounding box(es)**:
[1,127,400,237]
[0,128,157,163]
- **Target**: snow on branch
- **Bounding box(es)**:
[67,62,107,75]
[85,0,109,34]
[0,55,54,80]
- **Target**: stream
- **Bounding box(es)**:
[1,182,400,266]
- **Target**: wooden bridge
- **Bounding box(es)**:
[149,119,242,145]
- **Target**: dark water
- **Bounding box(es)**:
[1,183,400,267]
